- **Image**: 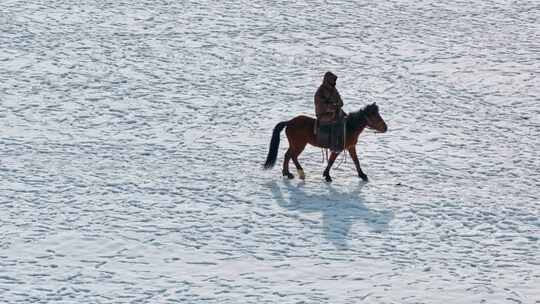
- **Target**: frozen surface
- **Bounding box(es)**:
[0,0,539,303]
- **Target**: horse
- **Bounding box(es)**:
[263,102,387,182]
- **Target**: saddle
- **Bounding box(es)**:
[315,117,346,152]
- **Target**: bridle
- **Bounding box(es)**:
[364,112,375,129]
[364,112,385,133]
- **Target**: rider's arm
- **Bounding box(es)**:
[336,90,343,108]
[315,90,332,114]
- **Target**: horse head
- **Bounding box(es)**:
[363,102,387,133]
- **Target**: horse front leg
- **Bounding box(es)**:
[323,151,340,182]
[348,146,368,182]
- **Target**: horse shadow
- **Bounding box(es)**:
[268,180,393,249]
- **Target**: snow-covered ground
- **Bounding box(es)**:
[1,0,539,303]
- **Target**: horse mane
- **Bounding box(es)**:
[346,103,378,132]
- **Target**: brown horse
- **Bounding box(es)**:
[263,103,387,182]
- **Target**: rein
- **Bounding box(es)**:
[319,110,375,164]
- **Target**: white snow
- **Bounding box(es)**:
[0,0,539,303]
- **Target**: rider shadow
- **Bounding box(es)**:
[268,180,393,250]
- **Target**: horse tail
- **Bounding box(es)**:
[263,121,288,169]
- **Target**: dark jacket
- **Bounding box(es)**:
[314,72,343,123]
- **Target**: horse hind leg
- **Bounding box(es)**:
[283,122,308,180]
[291,146,307,180]
[282,149,294,179]
[292,156,305,180]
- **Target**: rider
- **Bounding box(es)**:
[314,71,346,151]
[314,71,345,123]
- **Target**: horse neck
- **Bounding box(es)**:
[353,123,367,140]
[347,114,368,136]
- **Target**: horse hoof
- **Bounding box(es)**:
[359,173,369,182]
[283,172,294,179]
[324,175,332,183]
[298,169,305,180]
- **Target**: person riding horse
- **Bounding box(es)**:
[264,73,388,182]
[315,71,345,122]
[314,71,346,151]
